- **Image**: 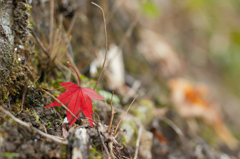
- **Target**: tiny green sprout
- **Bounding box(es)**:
[33,113,39,122]
[47,122,52,128]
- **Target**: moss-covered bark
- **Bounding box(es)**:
[0,0,31,103]
[0,0,15,90]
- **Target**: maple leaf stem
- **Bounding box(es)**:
[67,62,81,86]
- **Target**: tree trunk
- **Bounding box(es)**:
[0,0,30,103]
[0,1,15,86]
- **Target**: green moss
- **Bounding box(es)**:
[142,0,161,18]
[2,87,7,101]
[55,106,61,113]
[60,145,67,158]
[25,108,30,114]
[89,146,103,159]
[32,112,40,122]
[1,152,20,159]
[132,99,155,126]
[0,0,35,109]
[92,103,98,112]
[121,136,127,145]
[47,121,52,128]
[121,120,138,145]
[198,122,219,148]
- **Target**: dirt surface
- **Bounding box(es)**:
[0,109,65,159]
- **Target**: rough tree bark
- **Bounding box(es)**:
[0,1,15,87]
[0,0,30,103]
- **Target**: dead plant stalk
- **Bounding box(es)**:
[41,89,78,120]
[134,126,143,159]
[107,92,115,134]
[91,2,108,90]
[114,95,138,136]
[49,0,54,51]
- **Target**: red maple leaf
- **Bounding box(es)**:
[45,62,104,126]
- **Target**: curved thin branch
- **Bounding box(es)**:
[91,2,108,90]
[0,106,68,145]
[114,95,138,136]
[42,89,77,120]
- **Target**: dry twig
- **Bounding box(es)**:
[66,13,78,37]
[58,63,79,85]
[134,126,143,159]
[114,95,138,136]
[49,0,54,51]
[91,2,108,90]
[68,108,82,125]
[21,88,26,111]
[97,126,111,159]
[0,106,68,145]
[42,89,77,120]
[107,92,115,134]
[161,116,183,137]
[31,30,49,57]
[161,116,193,157]
[41,83,74,91]
[108,140,115,158]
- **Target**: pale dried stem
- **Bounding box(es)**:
[161,116,183,137]
[66,13,77,37]
[134,126,143,159]
[21,89,26,111]
[50,28,59,59]
[98,128,111,159]
[49,0,54,51]
[51,29,61,60]
[59,63,79,85]
[38,117,48,133]
[31,30,49,57]
[56,36,72,64]
[0,106,68,145]
[108,141,115,158]
[107,92,115,134]
[114,95,138,136]
[91,2,108,90]
[41,83,74,91]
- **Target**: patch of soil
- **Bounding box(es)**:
[0,109,65,159]
[17,107,62,136]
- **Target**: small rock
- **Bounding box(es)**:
[4,141,17,152]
